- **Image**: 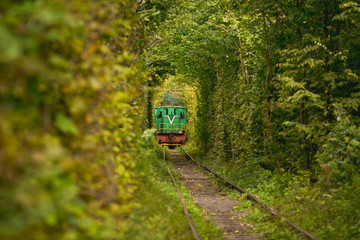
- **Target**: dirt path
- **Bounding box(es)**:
[169,150,264,240]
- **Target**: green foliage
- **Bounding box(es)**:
[316,121,360,184]
[0,0,146,239]
[144,0,360,238]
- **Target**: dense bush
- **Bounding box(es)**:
[0,1,145,239]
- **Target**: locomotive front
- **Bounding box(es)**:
[154,106,187,147]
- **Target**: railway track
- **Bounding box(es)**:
[162,147,202,240]
[163,147,264,240]
[179,148,320,240]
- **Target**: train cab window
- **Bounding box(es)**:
[166,109,168,115]
[180,112,185,119]
[157,111,162,119]
[174,109,177,115]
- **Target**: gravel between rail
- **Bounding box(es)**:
[168,149,264,240]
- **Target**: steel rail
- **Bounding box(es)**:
[162,147,202,240]
[181,148,319,240]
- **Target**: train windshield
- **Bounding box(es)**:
[180,111,185,119]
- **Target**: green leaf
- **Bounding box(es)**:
[55,113,78,135]
[0,26,21,61]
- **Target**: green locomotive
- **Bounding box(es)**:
[154,106,187,146]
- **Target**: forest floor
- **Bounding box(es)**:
[168,149,264,240]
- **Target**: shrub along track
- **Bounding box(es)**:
[164,147,264,240]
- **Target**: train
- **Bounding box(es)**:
[154,106,187,147]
